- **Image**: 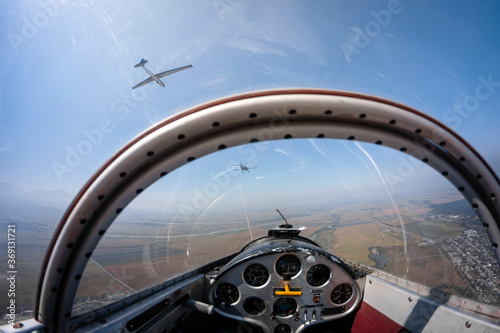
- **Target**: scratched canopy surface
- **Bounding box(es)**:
[0,0,500,321]
[73,138,500,315]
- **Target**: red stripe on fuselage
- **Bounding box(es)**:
[351,301,405,333]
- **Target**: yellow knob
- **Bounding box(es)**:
[274,284,302,296]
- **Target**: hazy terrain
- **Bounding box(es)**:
[1,185,499,322]
[0,183,71,321]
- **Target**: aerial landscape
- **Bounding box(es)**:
[1,1,500,331]
[1,185,499,322]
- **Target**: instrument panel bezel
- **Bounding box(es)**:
[208,243,362,333]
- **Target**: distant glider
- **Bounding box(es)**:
[132,58,192,89]
[232,162,259,173]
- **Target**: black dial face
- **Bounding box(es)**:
[244,263,269,287]
[306,264,331,286]
[274,324,292,333]
[276,254,301,280]
[331,283,353,305]
[216,283,239,305]
[243,297,266,315]
[273,298,297,317]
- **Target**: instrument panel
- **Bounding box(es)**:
[209,250,361,333]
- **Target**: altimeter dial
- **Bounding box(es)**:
[244,263,269,287]
[306,264,331,286]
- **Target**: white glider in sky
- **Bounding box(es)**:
[132,58,192,89]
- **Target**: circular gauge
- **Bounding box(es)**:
[244,263,269,287]
[331,284,353,305]
[306,264,331,286]
[273,298,298,317]
[243,297,266,315]
[276,255,301,280]
[274,324,292,333]
[216,283,239,305]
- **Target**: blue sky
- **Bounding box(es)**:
[1,0,499,208]
[121,139,454,218]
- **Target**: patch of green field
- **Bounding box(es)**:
[404,220,465,239]
[377,242,468,295]
[328,222,407,266]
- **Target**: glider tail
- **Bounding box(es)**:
[134,58,148,68]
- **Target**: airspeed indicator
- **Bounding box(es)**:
[216,283,239,305]
[331,284,353,305]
